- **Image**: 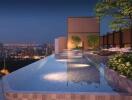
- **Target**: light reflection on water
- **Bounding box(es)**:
[43,72,67,82]
[52,50,115,92]
[44,50,101,87]
[56,59,75,63]
[68,64,90,68]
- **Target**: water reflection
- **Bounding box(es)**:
[43,50,114,92]
[69,64,90,68]
[56,59,75,63]
[58,50,100,85]
[43,72,67,82]
[67,62,100,84]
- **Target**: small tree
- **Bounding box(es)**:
[71,36,81,49]
[87,35,99,49]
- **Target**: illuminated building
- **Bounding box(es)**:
[67,17,100,50]
[55,37,67,54]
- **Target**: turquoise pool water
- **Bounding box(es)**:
[2,50,127,93]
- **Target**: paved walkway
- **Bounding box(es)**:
[0,79,4,100]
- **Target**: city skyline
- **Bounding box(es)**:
[0,0,111,43]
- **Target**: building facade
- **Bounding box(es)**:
[55,37,67,54]
[67,17,100,50]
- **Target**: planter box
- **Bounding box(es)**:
[105,67,132,94]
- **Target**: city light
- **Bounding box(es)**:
[33,56,41,60]
[0,69,9,75]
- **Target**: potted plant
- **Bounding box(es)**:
[87,35,99,50]
[71,36,81,49]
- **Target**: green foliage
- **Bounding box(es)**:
[95,1,115,18]
[87,35,99,49]
[109,19,129,31]
[71,36,81,49]
[117,0,132,16]
[95,0,132,31]
[108,53,132,79]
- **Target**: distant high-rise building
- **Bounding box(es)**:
[0,43,4,58]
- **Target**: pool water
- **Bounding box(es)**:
[2,50,127,93]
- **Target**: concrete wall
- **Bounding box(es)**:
[55,37,67,54]
[67,33,99,50]
[68,17,100,33]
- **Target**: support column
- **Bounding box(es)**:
[106,33,109,49]
[119,29,124,48]
[113,31,115,47]
[102,36,104,48]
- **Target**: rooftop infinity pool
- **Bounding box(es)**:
[2,50,128,94]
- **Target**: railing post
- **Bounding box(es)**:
[113,31,115,47]
[102,35,104,48]
[106,33,109,49]
[119,28,124,48]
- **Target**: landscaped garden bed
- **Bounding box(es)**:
[108,53,132,79]
[105,53,132,94]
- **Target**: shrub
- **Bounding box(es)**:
[108,53,132,79]
[71,36,81,49]
[87,35,99,49]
